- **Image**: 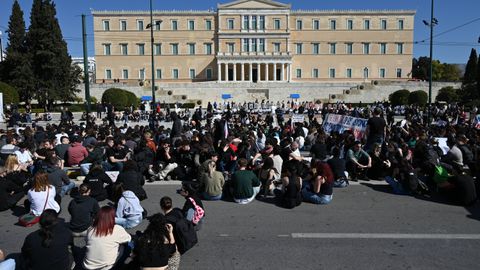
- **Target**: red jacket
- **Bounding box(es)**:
[67,142,88,166]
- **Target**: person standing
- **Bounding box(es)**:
[365,107,386,151]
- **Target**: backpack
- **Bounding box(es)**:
[188,197,205,225]
[167,209,198,254]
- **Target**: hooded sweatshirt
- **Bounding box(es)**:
[116,190,143,220]
[68,195,100,232]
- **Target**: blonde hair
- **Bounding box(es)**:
[4,155,19,172]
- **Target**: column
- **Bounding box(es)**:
[249,63,253,82]
[273,63,277,81]
[257,63,261,82]
[224,63,229,82]
[233,63,237,82]
[280,63,284,82]
[287,63,291,82]
[218,63,222,82]
[265,63,269,82]
[241,63,245,81]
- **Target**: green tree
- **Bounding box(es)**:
[0,82,20,104]
[435,86,459,102]
[389,89,410,106]
[408,90,428,106]
[441,64,461,82]
[460,48,478,101]
[412,57,430,80]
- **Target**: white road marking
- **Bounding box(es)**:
[219,234,230,237]
[291,233,480,240]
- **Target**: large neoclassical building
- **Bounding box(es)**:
[93,0,415,85]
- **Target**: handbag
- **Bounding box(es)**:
[19,187,50,227]
[188,197,205,225]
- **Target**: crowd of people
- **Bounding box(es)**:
[0,100,479,269]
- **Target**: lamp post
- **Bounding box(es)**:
[424,0,437,125]
[148,0,156,105]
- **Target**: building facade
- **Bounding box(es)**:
[93,0,415,86]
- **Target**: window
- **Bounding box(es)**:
[120,20,127,31]
[296,20,303,30]
[363,43,370,54]
[228,19,234,30]
[243,38,249,52]
[296,43,303,54]
[313,20,320,30]
[103,44,111,55]
[227,43,235,53]
[105,69,112,79]
[205,43,212,55]
[188,43,195,55]
[346,43,353,54]
[329,43,336,54]
[363,68,369,78]
[171,44,179,55]
[273,19,281,30]
[243,16,249,30]
[205,20,212,30]
[329,68,336,78]
[189,69,196,79]
[330,19,336,30]
[313,43,320,54]
[206,68,212,79]
[396,68,402,78]
[137,44,145,55]
[313,68,319,78]
[259,39,265,52]
[188,20,195,30]
[396,43,404,54]
[171,20,178,30]
[273,42,281,52]
[121,43,128,55]
[259,16,265,30]
[364,19,370,30]
[103,20,110,31]
[398,19,404,30]
[137,20,144,31]
[296,69,302,78]
[380,43,387,54]
[155,20,162,30]
[156,69,162,79]
[379,68,386,78]
[154,43,162,55]
[172,69,179,79]
[251,39,257,52]
[139,68,145,80]
[381,19,387,30]
[347,19,353,30]
[274,19,281,30]
[346,68,352,78]
[122,69,129,79]
[252,16,257,29]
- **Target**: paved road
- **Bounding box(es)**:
[1,181,479,270]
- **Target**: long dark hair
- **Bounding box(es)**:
[134,213,171,263]
[39,209,58,248]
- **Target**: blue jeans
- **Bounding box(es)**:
[0,259,15,270]
[301,181,333,205]
[115,216,142,229]
[385,176,410,195]
[103,161,124,172]
[80,163,92,175]
[202,192,222,201]
[60,182,76,197]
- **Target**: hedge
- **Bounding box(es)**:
[435,87,459,103]
[0,81,20,104]
[389,89,410,106]
[408,90,428,105]
[102,88,138,109]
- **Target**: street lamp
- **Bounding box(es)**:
[423,0,438,125]
[146,0,157,105]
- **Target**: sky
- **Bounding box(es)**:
[0,0,479,64]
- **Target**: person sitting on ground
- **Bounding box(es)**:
[26,172,60,216]
[231,158,261,204]
[327,147,348,187]
[152,139,178,181]
[116,160,147,201]
[3,155,28,189]
[113,183,144,229]
[258,157,279,198]
[302,161,335,205]
[0,248,15,270]
[46,156,75,203]
[280,160,303,209]
[66,136,88,167]
[80,143,105,176]
[346,141,372,181]
[0,171,25,212]
[83,206,132,270]
[178,182,205,229]
[14,142,34,174]
[83,163,112,202]
[104,138,129,172]
[132,213,180,270]
[21,209,73,270]
[1,137,19,156]
[199,159,225,200]
[68,184,100,237]
[54,136,70,166]
[367,143,392,180]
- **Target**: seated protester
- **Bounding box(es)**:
[302,161,334,205]
[346,141,372,181]
[66,136,88,167]
[199,159,225,200]
[367,143,392,180]
[178,182,205,229]
[0,173,25,211]
[116,160,147,201]
[33,139,54,169]
[280,160,303,209]
[154,139,178,181]
[103,138,129,172]
[46,156,75,202]
[68,184,100,237]
[433,165,477,206]
[258,157,279,198]
[0,137,19,156]
[26,172,60,216]
[81,143,105,176]
[161,196,198,255]
[217,140,237,176]
[21,210,73,270]
[143,131,157,153]
[3,155,29,189]
[231,158,261,204]
[442,136,464,172]
[457,134,474,171]
[172,140,197,181]
[0,249,15,270]
[14,142,34,174]
[134,140,155,176]
[83,164,112,202]
[327,147,348,187]
[83,206,132,270]
[54,136,70,165]
[113,183,144,229]
[132,213,180,270]
[310,136,328,161]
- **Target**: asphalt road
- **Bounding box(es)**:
[1,181,479,270]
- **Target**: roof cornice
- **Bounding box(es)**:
[291,9,416,15]
[91,10,216,16]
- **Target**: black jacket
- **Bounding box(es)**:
[0,178,24,211]
[83,170,112,201]
[116,170,147,200]
[68,195,99,232]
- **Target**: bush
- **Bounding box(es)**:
[389,89,410,106]
[436,86,459,103]
[408,90,428,105]
[124,91,139,107]
[0,81,20,104]
[102,88,128,109]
